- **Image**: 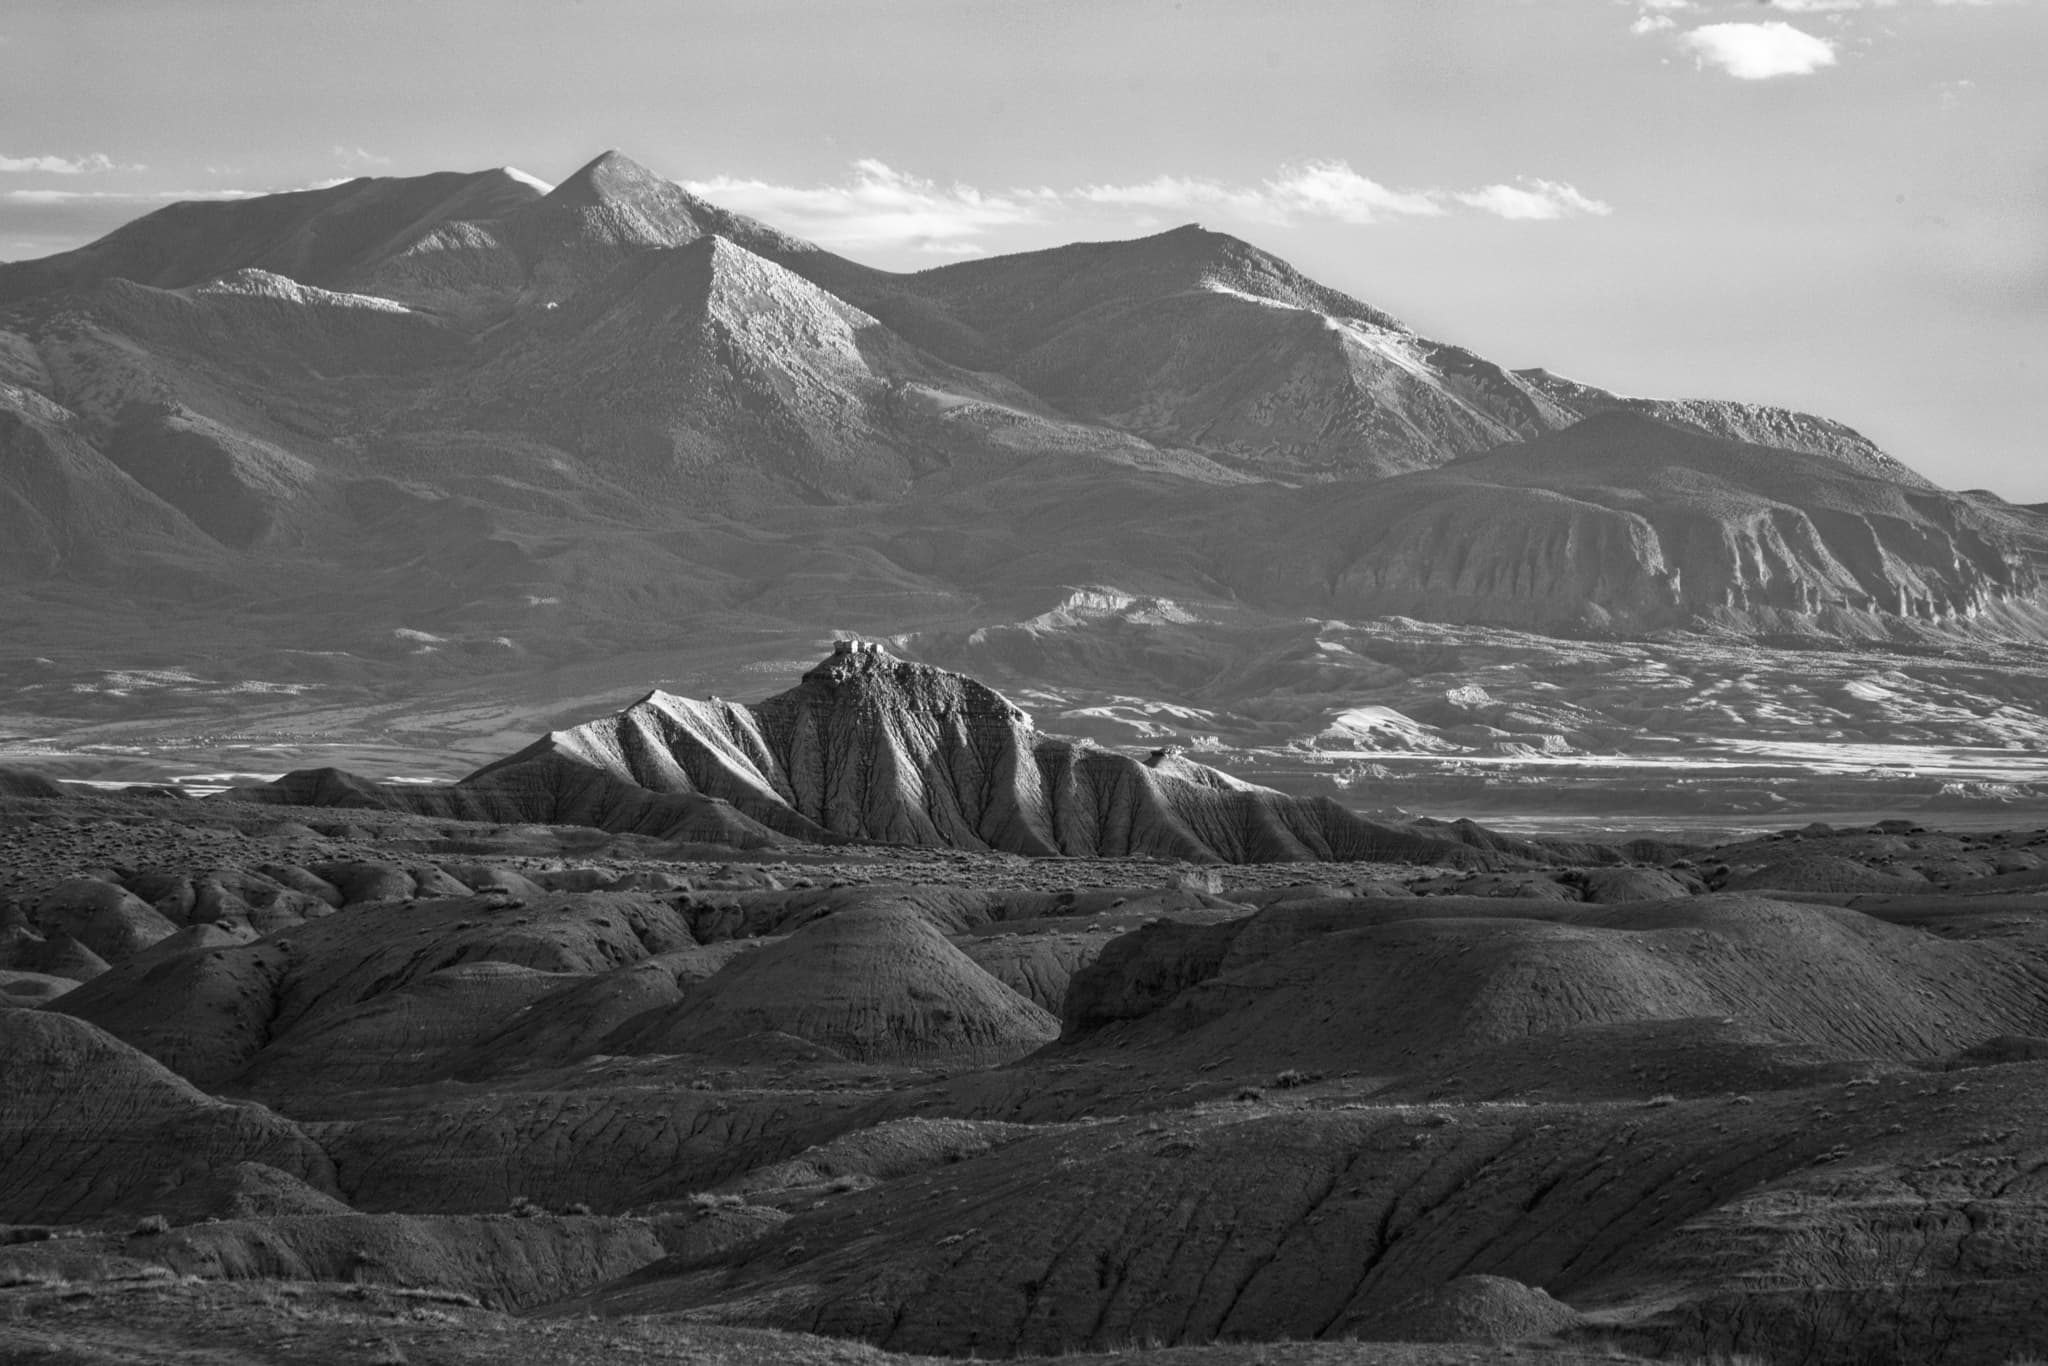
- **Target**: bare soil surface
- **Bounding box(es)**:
[10,779,2048,1363]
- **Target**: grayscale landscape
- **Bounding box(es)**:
[4,3,2048,1363]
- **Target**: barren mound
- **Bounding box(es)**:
[0,1010,334,1224]
[1351,1274,1583,1344]
[0,766,66,799]
[144,1160,354,1225]
[54,891,698,1087]
[1723,853,1931,893]
[1061,894,2048,1077]
[233,960,573,1092]
[611,899,1059,1064]
[574,1070,2048,1361]
[455,941,761,1077]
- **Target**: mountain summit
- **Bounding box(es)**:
[0,147,2041,719]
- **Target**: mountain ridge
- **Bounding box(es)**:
[2,147,2043,751]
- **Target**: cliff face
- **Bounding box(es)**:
[1230,413,2046,637]
[468,642,1503,865]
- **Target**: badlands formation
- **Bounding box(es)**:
[4,151,2048,1364]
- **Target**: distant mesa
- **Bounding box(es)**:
[1230,411,2047,637]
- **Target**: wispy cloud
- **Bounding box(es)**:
[332,145,393,171]
[0,151,139,175]
[684,159,1043,256]
[690,159,1612,255]
[1454,180,1617,221]
[1679,21,1839,77]
[1764,0,1896,12]
[3,187,263,205]
[1075,163,1445,225]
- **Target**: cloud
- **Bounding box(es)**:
[332,145,393,171]
[1765,0,1895,11]
[684,159,1044,256]
[1632,14,1678,33]
[0,152,137,175]
[1454,179,1616,221]
[1679,21,1839,77]
[1078,162,1443,225]
[3,187,264,205]
[685,158,1614,253]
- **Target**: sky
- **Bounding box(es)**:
[2,0,2043,498]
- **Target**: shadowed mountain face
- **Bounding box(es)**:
[2,148,2045,751]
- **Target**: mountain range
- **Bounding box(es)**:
[4,149,2046,793]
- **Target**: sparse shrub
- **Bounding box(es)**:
[686,1191,744,1212]
[507,1194,544,1219]
[129,1213,170,1238]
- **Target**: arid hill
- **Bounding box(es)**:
[234,641,1542,865]
[9,778,2048,1362]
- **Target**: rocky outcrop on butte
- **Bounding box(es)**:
[439,641,1506,864]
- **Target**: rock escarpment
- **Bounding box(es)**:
[452,641,1504,864]
[1235,412,2047,636]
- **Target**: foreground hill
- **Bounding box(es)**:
[10,782,2048,1363]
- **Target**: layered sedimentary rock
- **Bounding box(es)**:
[1233,412,2046,635]
[448,641,1501,863]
